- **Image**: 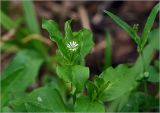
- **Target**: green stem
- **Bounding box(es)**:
[140,52,146,72]
[144,81,148,94]
[139,52,149,96]
[71,83,76,104]
[73,93,76,104]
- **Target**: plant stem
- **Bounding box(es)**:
[73,93,76,104]
[71,83,76,104]
[140,52,148,95]
[144,81,148,94]
[140,52,145,72]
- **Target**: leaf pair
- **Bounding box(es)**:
[42,19,94,65]
[56,65,89,94]
[74,76,109,112]
[104,3,160,52]
[86,76,110,101]
[99,64,138,101]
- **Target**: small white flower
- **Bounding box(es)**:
[66,41,78,51]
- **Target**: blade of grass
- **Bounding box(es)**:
[104,31,112,69]
[104,10,140,45]
[0,10,22,30]
[0,10,16,30]
[140,3,160,49]
[21,0,49,58]
[22,0,40,34]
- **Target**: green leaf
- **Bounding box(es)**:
[42,18,63,43]
[56,66,72,82]
[120,92,159,112]
[71,65,89,93]
[65,20,73,39]
[2,106,13,112]
[154,60,160,70]
[140,3,160,49]
[75,96,105,112]
[106,92,130,112]
[86,76,110,101]
[1,50,43,106]
[22,0,40,33]
[24,103,50,112]
[147,66,159,83]
[107,92,159,112]
[75,28,94,59]
[94,76,105,88]
[100,64,137,101]
[104,31,112,68]
[10,86,68,112]
[94,76,110,96]
[56,65,89,93]
[104,10,140,45]
[86,81,96,99]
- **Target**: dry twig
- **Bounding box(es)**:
[78,5,91,30]
[22,34,52,46]
[1,29,16,41]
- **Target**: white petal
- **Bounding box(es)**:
[76,43,78,46]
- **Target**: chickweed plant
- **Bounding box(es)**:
[1,3,159,112]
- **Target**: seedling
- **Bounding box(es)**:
[104,3,160,53]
